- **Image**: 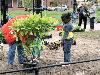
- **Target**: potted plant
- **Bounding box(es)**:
[10,14,58,58]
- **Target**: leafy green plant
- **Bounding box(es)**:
[0,31,4,41]
[73,24,81,30]
[10,14,59,56]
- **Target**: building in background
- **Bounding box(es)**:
[7,0,73,8]
[42,0,73,8]
[0,0,99,9]
[8,0,23,8]
[0,0,23,9]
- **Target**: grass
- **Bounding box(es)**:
[42,11,66,18]
[0,10,66,19]
[0,9,100,19]
[0,9,100,23]
[96,10,100,17]
[8,10,31,17]
[0,10,30,19]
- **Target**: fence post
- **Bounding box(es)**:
[1,42,4,61]
[1,0,8,25]
[34,69,39,75]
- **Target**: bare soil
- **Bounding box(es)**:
[0,30,100,75]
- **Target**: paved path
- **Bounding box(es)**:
[80,23,100,31]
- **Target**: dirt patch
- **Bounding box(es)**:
[0,31,100,75]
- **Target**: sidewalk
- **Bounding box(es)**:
[81,23,100,31]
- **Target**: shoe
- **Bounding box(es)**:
[62,64,70,67]
[60,62,70,67]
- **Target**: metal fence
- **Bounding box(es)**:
[0,58,100,75]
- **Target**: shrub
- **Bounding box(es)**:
[97,18,100,23]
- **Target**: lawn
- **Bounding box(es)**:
[0,10,66,19]
[96,10,100,17]
[0,9,100,19]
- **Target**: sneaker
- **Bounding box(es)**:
[62,64,70,67]
[60,62,70,67]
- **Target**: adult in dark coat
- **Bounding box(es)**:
[77,3,88,30]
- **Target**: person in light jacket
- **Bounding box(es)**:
[89,3,96,31]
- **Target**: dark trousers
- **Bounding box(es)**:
[90,17,95,29]
[78,14,87,29]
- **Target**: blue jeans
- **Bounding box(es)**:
[8,42,25,65]
[63,39,73,62]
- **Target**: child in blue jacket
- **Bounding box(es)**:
[61,12,73,62]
